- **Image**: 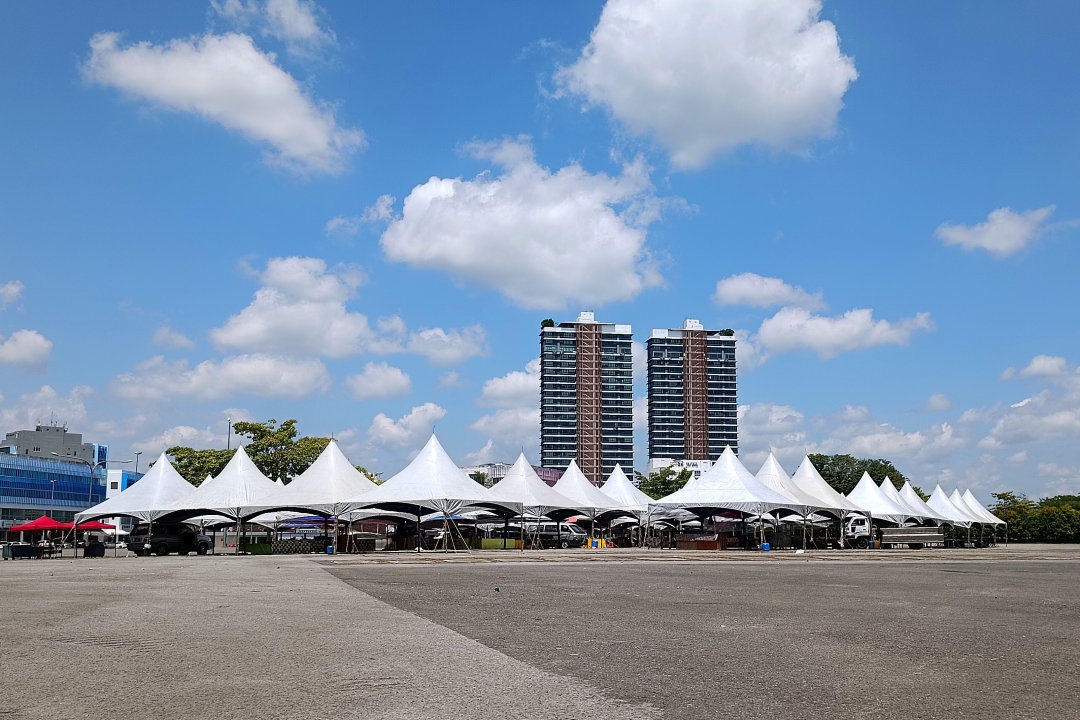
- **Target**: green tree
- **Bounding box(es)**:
[165,447,235,486]
[232,419,330,483]
[990,492,1080,543]
[541,318,555,328]
[808,453,910,495]
[470,471,489,487]
[634,466,693,500]
[166,419,330,485]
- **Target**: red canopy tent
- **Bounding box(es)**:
[9,516,72,532]
[73,520,116,531]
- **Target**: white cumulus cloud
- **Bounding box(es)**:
[210,256,482,366]
[380,137,664,310]
[367,402,446,447]
[133,425,224,455]
[754,306,934,360]
[84,31,362,175]
[406,325,487,367]
[936,206,1055,258]
[110,354,330,402]
[557,0,857,168]
[924,393,953,412]
[345,362,412,401]
[210,257,380,358]
[715,272,824,310]
[470,359,542,457]
[469,407,539,446]
[0,280,24,308]
[1019,354,1072,379]
[0,385,92,430]
[214,0,335,56]
[153,326,196,350]
[478,359,539,408]
[0,329,53,368]
[324,195,396,239]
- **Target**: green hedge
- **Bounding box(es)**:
[992,493,1080,542]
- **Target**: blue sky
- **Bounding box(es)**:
[1,0,1078,501]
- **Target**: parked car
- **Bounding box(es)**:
[501,522,588,548]
[127,523,213,556]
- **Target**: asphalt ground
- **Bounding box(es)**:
[328,547,1080,719]
[0,554,654,720]
[2,546,1078,719]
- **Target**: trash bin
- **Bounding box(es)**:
[83,542,106,558]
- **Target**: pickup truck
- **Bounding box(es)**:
[127,523,214,556]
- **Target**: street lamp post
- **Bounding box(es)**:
[52,453,130,558]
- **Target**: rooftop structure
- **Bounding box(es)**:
[1,424,108,465]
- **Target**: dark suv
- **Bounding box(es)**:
[128,523,213,556]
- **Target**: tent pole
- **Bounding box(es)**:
[416,507,421,553]
[519,515,524,553]
[503,516,507,550]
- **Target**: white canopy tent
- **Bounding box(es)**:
[652,447,795,516]
[347,435,521,551]
[599,464,655,516]
[962,489,1006,526]
[789,456,866,517]
[553,460,620,532]
[927,485,976,527]
[246,439,377,518]
[951,489,998,526]
[75,452,194,524]
[846,472,915,524]
[754,453,831,517]
[878,476,933,523]
[162,446,279,554]
[898,482,951,525]
[489,454,580,519]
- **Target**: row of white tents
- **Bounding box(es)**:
[76,434,1004,552]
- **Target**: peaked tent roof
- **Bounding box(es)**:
[898,482,951,525]
[348,435,521,517]
[76,452,196,524]
[163,445,278,521]
[951,489,1000,526]
[9,515,72,532]
[846,472,914,523]
[754,453,829,515]
[879,476,931,522]
[790,456,865,515]
[652,447,795,515]
[926,485,975,527]
[599,464,658,517]
[962,489,1006,525]
[489,454,579,519]
[553,460,619,518]
[245,440,377,518]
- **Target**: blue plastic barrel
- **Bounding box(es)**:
[326,545,335,555]
[762,542,771,552]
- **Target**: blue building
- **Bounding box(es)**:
[0,453,108,532]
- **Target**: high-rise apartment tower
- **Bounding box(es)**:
[647,319,737,464]
[540,312,633,484]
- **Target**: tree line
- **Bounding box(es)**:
[163,419,376,486]
[989,493,1080,542]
